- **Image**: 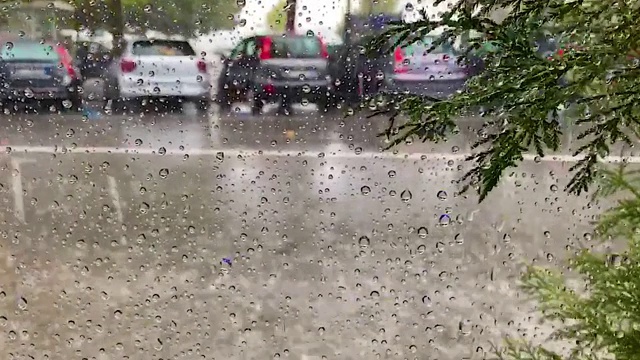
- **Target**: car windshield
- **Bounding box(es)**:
[392,35,459,55]
[131,40,196,56]
[267,36,323,58]
[0,41,59,61]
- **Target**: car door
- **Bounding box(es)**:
[221,39,251,91]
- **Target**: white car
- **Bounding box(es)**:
[103,38,211,113]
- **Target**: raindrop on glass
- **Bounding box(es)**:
[439,214,451,226]
[417,227,428,238]
[358,236,370,248]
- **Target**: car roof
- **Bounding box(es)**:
[259,33,321,39]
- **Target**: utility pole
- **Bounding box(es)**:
[108,0,125,55]
[285,0,296,32]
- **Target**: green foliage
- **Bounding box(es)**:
[370,0,640,202]
[123,0,240,35]
[490,163,640,359]
[266,0,287,32]
[3,0,243,35]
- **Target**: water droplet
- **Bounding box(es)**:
[139,202,150,214]
[159,168,169,178]
[17,296,27,310]
[361,186,371,195]
[416,244,426,254]
[134,139,143,146]
[400,190,412,202]
[216,152,224,162]
[458,320,472,335]
[454,233,464,244]
[358,236,370,248]
[436,190,447,200]
[388,170,396,178]
[417,227,428,238]
[158,147,166,155]
[503,233,511,243]
[439,214,451,226]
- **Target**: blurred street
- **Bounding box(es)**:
[0,100,614,359]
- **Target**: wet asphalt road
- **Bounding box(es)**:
[0,101,618,359]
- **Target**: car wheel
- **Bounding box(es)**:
[196,99,210,115]
[109,98,138,114]
[318,94,335,113]
[70,92,83,112]
[217,90,231,112]
[1,100,14,114]
[248,88,263,115]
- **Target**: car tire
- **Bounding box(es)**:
[217,90,232,112]
[70,92,83,112]
[1,100,14,114]
[318,95,335,113]
[196,99,210,115]
[248,88,263,115]
[108,98,137,114]
[251,99,263,115]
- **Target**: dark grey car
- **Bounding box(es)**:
[381,35,470,99]
[216,33,333,114]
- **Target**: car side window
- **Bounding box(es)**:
[246,38,257,57]
[229,40,246,60]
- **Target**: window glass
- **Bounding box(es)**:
[229,40,246,59]
[0,41,59,61]
[131,40,196,56]
[267,36,322,58]
[246,38,257,56]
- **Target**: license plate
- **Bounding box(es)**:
[151,83,181,94]
[14,69,49,78]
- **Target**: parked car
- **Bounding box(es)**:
[216,33,333,114]
[101,38,211,113]
[0,39,83,111]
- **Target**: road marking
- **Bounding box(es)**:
[2,145,639,164]
[9,158,35,223]
[107,176,124,223]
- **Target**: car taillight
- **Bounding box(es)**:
[197,60,207,73]
[120,59,136,73]
[63,62,76,78]
[263,84,275,94]
[394,47,408,73]
[54,46,76,78]
[260,37,272,60]
[320,39,329,59]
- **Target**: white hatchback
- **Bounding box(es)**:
[104,38,211,113]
